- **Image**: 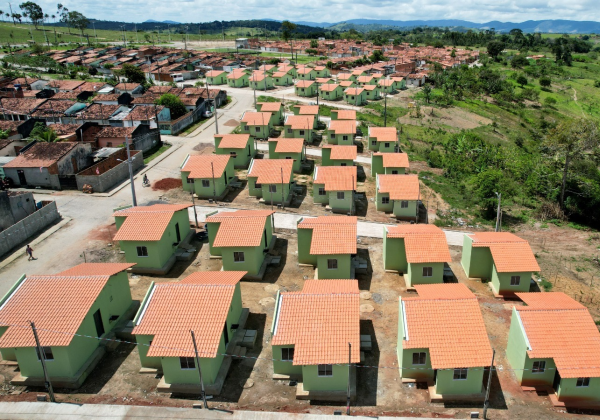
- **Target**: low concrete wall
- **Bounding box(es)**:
[132,131,161,153]
[0,201,61,257]
[76,150,143,193]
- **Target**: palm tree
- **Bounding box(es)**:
[0,11,3,22]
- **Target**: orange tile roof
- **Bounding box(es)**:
[298,216,357,255]
[319,83,340,92]
[328,120,357,135]
[285,115,315,130]
[363,85,378,91]
[295,80,315,88]
[272,279,360,365]
[469,233,540,273]
[294,105,319,115]
[344,88,364,95]
[314,166,357,191]
[270,138,304,154]
[369,127,397,142]
[241,111,272,126]
[296,67,316,75]
[386,224,451,263]
[182,154,230,179]
[332,110,356,120]
[377,174,420,200]
[0,264,130,348]
[133,271,245,358]
[206,210,274,247]
[402,284,493,369]
[357,76,374,83]
[257,102,283,112]
[324,145,357,160]
[113,204,191,242]
[248,159,294,184]
[375,152,409,168]
[205,70,225,77]
[339,81,355,88]
[515,292,600,378]
[215,134,250,149]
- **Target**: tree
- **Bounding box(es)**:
[62,10,87,36]
[539,77,551,88]
[473,168,514,218]
[486,41,505,60]
[544,97,557,107]
[450,49,456,58]
[115,63,146,84]
[310,39,318,49]
[12,13,22,24]
[510,55,529,68]
[29,122,57,142]
[543,118,600,208]
[516,75,528,87]
[19,2,43,29]
[144,33,151,43]
[370,49,385,62]
[155,93,187,120]
[422,84,432,104]
[281,20,296,42]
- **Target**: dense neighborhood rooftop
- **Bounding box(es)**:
[386,224,451,263]
[298,215,357,255]
[112,204,191,242]
[206,210,274,247]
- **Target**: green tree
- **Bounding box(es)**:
[510,55,529,68]
[281,20,296,42]
[64,11,88,37]
[370,49,385,62]
[544,97,557,107]
[155,93,187,120]
[473,168,514,218]
[422,84,432,104]
[29,122,57,142]
[516,75,528,87]
[0,129,9,140]
[486,41,505,60]
[115,63,146,84]
[19,2,43,29]
[539,76,551,88]
[310,39,318,48]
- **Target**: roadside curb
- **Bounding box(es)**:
[184,96,238,138]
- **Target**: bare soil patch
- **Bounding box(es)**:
[400,106,492,130]
[152,178,182,191]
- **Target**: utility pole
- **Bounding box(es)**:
[30,321,56,403]
[92,21,97,44]
[214,100,219,134]
[134,23,138,43]
[167,24,171,42]
[383,89,388,127]
[346,342,351,415]
[190,330,208,409]
[211,162,216,203]
[125,136,137,206]
[494,192,501,232]
[482,349,496,419]
[281,167,284,210]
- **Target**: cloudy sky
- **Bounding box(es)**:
[21,0,599,24]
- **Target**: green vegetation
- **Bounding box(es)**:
[143,143,171,164]
[540,277,553,292]
[155,93,187,120]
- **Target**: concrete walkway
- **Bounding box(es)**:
[255,143,371,165]
[0,402,438,420]
[190,206,467,246]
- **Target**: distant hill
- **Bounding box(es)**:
[143,19,181,24]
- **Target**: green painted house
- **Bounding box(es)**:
[398,283,493,402]
[312,166,357,214]
[343,87,367,106]
[181,154,235,199]
[250,71,274,90]
[391,77,407,90]
[339,80,357,90]
[321,145,356,167]
[247,158,295,205]
[506,292,600,408]
[205,70,227,85]
[378,79,396,93]
[319,83,344,101]
[256,102,285,125]
[268,138,306,172]
[271,279,360,401]
[291,105,319,124]
[295,80,317,97]
[376,174,420,220]
[296,67,317,80]
[363,84,381,100]
[206,210,275,279]
[337,73,356,83]
[0,263,136,388]
[314,66,331,78]
[284,115,315,142]
[113,204,192,275]
[327,120,357,146]
[357,75,377,86]
[240,111,273,139]
[297,215,357,279]
[330,110,357,120]
[133,271,247,395]
[383,224,451,287]
[213,133,255,169]
[278,65,296,78]
[272,71,293,86]
[371,152,409,176]
[227,69,250,88]
[461,232,540,297]
[368,127,399,152]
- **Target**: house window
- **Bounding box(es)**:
[186,176,194,184]
[371,140,376,145]
[412,352,426,365]
[299,130,305,136]
[36,346,54,361]
[341,163,347,166]
[136,246,148,257]
[382,197,390,204]
[384,143,390,148]
[287,128,293,134]
[229,151,237,157]
[255,127,261,133]
[276,79,279,82]
[234,252,245,262]
[244,125,249,131]
[202,180,210,188]
[285,156,292,160]
[107,142,113,147]
[453,368,468,380]
[281,348,294,362]
[318,364,333,377]
[327,259,338,269]
[318,187,326,196]
[576,377,590,387]
[532,361,546,373]
[337,191,345,200]
[510,275,521,286]
[342,135,348,141]
[269,185,277,193]
[401,201,409,208]
[301,88,305,92]
[391,170,398,175]
[179,357,195,370]
[422,267,433,277]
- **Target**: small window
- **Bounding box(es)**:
[136,246,148,257]
[301,88,305,92]
[318,187,326,196]
[576,377,590,387]
[285,156,292,160]
[371,140,376,145]
[340,163,347,167]
[229,151,237,157]
[269,185,277,193]
[202,180,210,188]
[244,125,249,131]
[107,142,113,147]
[510,275,521,286]
[384,142,390,148]
[327,259,338,269]
[532,361,546,373]
[234,252,245,262]
[318,364,333,377]
[453,368,468,380]
[422,267,433,277]
[391,170,398,175]
[186,176,194,184]
[255,127,260,133]
[180,357,195,370]
[287,128,293,134]
[401,201,409,208]
[36,346,54,361]
[281,348,295,362]
[337,191,345,200]
[382,196,390,204]
[412,352,426,365]
[342,135,348,141]
[299,130,305,135]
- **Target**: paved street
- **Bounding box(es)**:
[255,143,371,164]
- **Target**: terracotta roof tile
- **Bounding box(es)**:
[332,110,356,120]
[377,174,420,200]
[113,204,191,241]
[241,112,272,126]
[248,159,293,184]
[182,154,230,179]
[298,216,357,255]
[323,145,357,160]
[133,271,245,358]
[257,102,283,112]
[517,292,586,310]
[319,83,340,92]
[55,263,135,276]
[402,284,493,369]
[294,105,319,115]
[328,120,357,135]
[205,70,225,77]
[285,115,314,130]
[314,166,357,191]
[344,88,364,95]
[206,210,273,247]
[375,152,409,168]
[115,83,141,91]
[215,134,250,149]
[386,224,451,263]
[270,138,304,154]
[295,80,315,88]
[272,279,360,365]
[369,127,397,142]
[4,142,79,168]
[96,126,136,138]
[469,233,540,273]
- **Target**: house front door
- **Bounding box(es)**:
[553,369,561,391]
[17,170,26,185]
[223,322,229,347]
[175,222,181,243]
[93,309,105,338]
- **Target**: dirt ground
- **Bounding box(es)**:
[399,106,493,131]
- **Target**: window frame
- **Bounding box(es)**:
[327,259,338,270]
[269,184,277,193]
[412,352,426,365]
[576,377,590,387]
[400,200,409,208]
[381,196,390,205]
[318,187,326,196]
[136,246,148,257]
[201,179,210,188]
[422,266,433,277]
[186,176,194,184]
[281,347,295,362]
[532,361,546,374]
[453,368,468,380]
[255,126,261,133]
[299,130,305,136]
[510,275,521,286]
[179,356,195,370]
[336,191,345,200]
[36,346,54,361]
[318,364,333,377]
[233,251,245,263]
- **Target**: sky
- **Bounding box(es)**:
[12,0,600,24]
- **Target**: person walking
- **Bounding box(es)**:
[26,245,35,261]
